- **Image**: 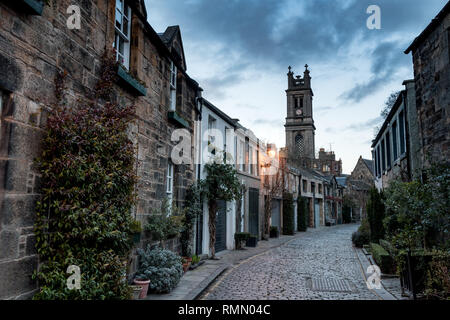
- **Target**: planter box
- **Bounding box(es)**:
[168,111,189,129]
[246,236,258,247]
[270,228,279,238]
[117,65,147,96]
[21,0,44,15]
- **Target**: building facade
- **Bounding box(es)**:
[0,0,201,299]
[404,2,450,170]
[372,80,417,190]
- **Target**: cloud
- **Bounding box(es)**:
[345,116,383,131]
[252,119,284,127]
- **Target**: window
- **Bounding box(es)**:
[295,134,304,156]
[392,121,398,161]
[239,140,244,171]
[386,132,391,169]
[311,182,315,194]
[318,184,322,194]
[376,145,381,178]
[114,0,131,69]
[207,116,216,155]
[302,180,307,193]
[374,149,378,177]
[399,111,406,155]
[381,139,386,172]
[249,146,253,175]
[169,61,177,111]
[166,162,174,205]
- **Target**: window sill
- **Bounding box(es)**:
[21,0,44,15]
[117,65,147,96]
[168,111,189,129]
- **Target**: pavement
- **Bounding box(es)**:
[145,231,300,300]
[146,224,404,300]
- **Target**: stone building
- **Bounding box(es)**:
[404,1,450,170]
[372,80,417,190]
[0,0,201,299]
[313,148,343,176]
[343,156,374,221]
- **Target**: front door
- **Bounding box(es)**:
[215,200,227,253]
[271,199,281,231]
[249,188,259,236]
[314,199,320,228]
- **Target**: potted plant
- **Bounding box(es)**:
[246,235,258,247]
[130,284,143,300]
[133,277,150,299]
[234,232,251,250]
[182,257,191,273]
[130,219,142,244]
[270,226,279,238]
[189,255,205,270]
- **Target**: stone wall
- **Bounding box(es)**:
[410,11,450,167]
[0,0,198,299]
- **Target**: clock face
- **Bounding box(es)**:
[296,108,303,115]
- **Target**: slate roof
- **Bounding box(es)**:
[362,159,374,175]
[347,179,372,191]
[336,176,347,187]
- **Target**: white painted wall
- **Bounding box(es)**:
[199,101,237,255]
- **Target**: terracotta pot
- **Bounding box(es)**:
[134,279,150,299]
[182,262,191,273]
[183,257,193,263]
[130,285,143,300]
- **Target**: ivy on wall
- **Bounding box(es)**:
[33,51,137,299]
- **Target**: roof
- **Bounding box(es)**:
[201,98,238,128]
[347,179,372,191]
[371,90,405,147]
[336,176,347,187]
[405,1,450,54]
[362,159,374,175]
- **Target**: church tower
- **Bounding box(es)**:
[284,65,316,163]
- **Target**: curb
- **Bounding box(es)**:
[185,264,231,300]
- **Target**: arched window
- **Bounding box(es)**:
[295,134,304,157]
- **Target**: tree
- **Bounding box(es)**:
[380,91,401,119]
[367,187,385,243]
[282,192,295,235]
[203,158,241,259]
[297,196,308,231]
[262,165,283,239]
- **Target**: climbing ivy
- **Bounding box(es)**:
[33,51,137,299]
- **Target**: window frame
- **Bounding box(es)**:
[169,61,177,111]
[114,0,132,70]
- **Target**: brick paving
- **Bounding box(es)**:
[200,224,383,300]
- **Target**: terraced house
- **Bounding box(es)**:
[0,0,202,299]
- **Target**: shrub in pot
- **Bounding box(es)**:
[270,226,279,238]
[352,231,370,248]
[135,246,183,294]
[234,232,250,249]
[246,235,258,247]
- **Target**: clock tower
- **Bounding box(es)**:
[284,65,316,162]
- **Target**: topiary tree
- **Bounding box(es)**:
[33,50,137,299]
[367,187,385,243]
[203,158,241,259]
[282,192,295,235]
[297,196,308,232]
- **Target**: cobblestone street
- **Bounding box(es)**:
[201,224,380,300]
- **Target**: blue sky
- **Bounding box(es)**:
[145,0,448,173]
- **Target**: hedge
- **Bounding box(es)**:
[282,193,295,235]
[370,243,395,274]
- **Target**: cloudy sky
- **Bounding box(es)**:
[145,0,447,174]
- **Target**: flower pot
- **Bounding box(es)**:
[134,279,150,299]
[182,262,191,273]
[130,285,143,300]
[183,257,193,263]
